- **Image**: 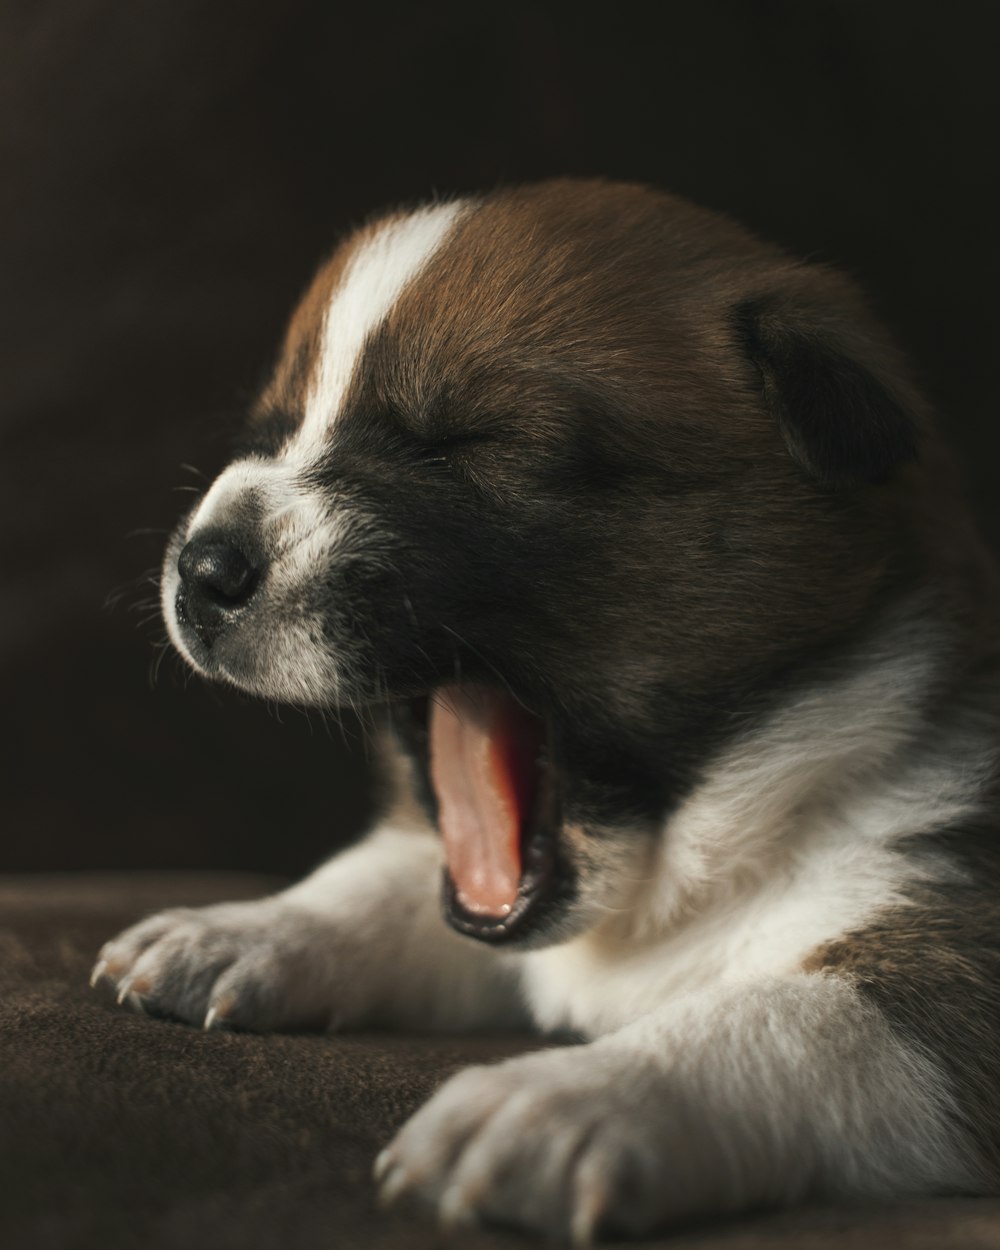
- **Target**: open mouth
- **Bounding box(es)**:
[427,684,562,944]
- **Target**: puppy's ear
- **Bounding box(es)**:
[735,293,921,489]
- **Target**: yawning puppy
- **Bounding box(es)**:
[94,180,1000,1240]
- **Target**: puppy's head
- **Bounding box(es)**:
[162,180,925,947]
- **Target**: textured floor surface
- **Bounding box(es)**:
[3,873,1000,1250]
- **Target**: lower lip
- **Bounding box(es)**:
[440,815,560,945]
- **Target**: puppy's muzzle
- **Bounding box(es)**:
[175,532,261,649]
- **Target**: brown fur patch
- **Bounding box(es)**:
[807,859,1000,1179]
[329,181,937,710]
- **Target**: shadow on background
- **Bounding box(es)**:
[2,0,997,872]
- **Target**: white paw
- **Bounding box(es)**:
[375,1047,697,1242]
[91,898,347,1031]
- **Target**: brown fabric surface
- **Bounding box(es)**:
[2,875,1000,1250]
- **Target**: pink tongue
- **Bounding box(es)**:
[430,686,536,917]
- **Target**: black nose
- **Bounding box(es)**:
[176,535,260,647]
[178,537,257,603]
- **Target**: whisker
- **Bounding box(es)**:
[437,622,533,711]
[149,639,173,687]
[105,568,163,613]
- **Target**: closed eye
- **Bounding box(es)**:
[411,429,495,466]
[413,444,451,466]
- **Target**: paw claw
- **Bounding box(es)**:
[571,1174,610,1246]
[114,978,149,1014]
[204,993,238,1031]
[378,1163,412,1209]
[372,1147,396,1183]
[89,959,108,989]
[571,1202,599,1247]
[439,1184,478,1230]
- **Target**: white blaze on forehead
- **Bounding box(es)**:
[167,200,470,697]
[296,200,469,452]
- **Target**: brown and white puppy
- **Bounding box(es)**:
[94,180,1000,1241]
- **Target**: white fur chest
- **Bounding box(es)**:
[519,628,989,1038]
[518,838,911,1036]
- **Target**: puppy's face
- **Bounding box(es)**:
[162,181,920,946]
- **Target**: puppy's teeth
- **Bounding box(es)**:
[372,1148,396,1182]
[89,960,108,989]
[439,1185,477,1229]
[378,1164,411,1208]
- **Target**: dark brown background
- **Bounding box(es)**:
[3,0,998,875]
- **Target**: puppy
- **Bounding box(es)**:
[94,180,1000,1240]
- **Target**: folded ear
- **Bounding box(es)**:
[735,291,922,489]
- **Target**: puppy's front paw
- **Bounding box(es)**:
[376,1048,692,1243]
[92,899,346,1031]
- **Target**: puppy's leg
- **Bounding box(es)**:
[93,823,524,1032]
[379,972,983,1240]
